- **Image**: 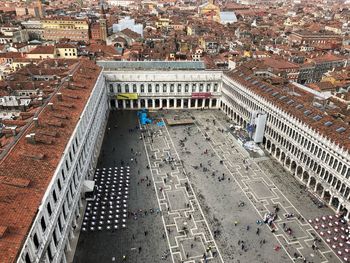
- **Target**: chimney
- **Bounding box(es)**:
[57,92,62,101]
[10,127,16,136]
[48,102,54,110]
[25,133,36,144]
[33,117,39,127]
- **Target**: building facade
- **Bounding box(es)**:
[7,61,350,263]
[16,73,109,263]
[42,18,89,43]
[104,70,222,110]
[220,74,350,219]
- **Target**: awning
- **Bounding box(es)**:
[83,180,95,193]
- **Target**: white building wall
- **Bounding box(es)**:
[104,70,223,110]
[221,75,350,217]
[17,73,109,263]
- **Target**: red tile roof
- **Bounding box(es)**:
[28,45,55,55]
[225,65,350,152]
[0,58,101,263]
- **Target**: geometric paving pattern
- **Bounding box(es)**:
[141,119,224,263]
[194,111,342,263]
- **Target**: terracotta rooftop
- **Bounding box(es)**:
[225,65,350,153]
[28,46,55,55]
[0,58,101,263]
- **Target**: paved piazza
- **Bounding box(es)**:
[74,110,343,263]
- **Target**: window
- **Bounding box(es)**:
[185,84,189,92]
[63,204,67,219]
[109,84,113,93]
[199,84,203,91]
[117,84,121,93]
[25,253,31,263]
[125,85,129,93]
[133,84,137,93]
[214,83,218,92]
[57,179,62,191]
[65,160,69,172]
[192,84,196,92]
[140,84,144,93]
[47,202,52,216]
[53,190,57,203]
[177,84,181,93]
[53,229,58,246]
[47,244,53,261]
[58,215,63,232]
[41,217,46,232]
[170,84,174,92]
[148,84,152,93]
[162,84,167,92]
[33,233,39,249]
[155,84,159,92]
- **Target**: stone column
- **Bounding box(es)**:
[329,195,333,206]
[314,183,318,192]
[167,99,170,108]
[145,99,149,108]
[160,99,163,108]
[195,99,198,108]
[337,203,342,214]
[181,99,184,109]
[209,99,213,108]
[122,100,126,109]
[130,100,134,109]
[307,177,311,187]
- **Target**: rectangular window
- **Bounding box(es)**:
[163,84,167,92]
[125,85,129,93]
[133,84,137,93]
[33,233,39,249]
[58,215,63,232]
[199,84,203,91]
[41,217,46,232]
[148,84,152,93]
[57,179,62,191]
[63,203,67,219]
[170,84,174,92]
[192,84,196,92]
[155,85,159,92]
[109,84,113,93]
[47,202,52,216]
[47,244,53,261]
[117,84,121,93]
[177,84,181,93]
[53,190,57,203]
[141,85,144,93]
[65,160,69,172]
[53,230,58,246]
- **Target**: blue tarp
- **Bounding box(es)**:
[157,121,165,127]
[137,109,152,125]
